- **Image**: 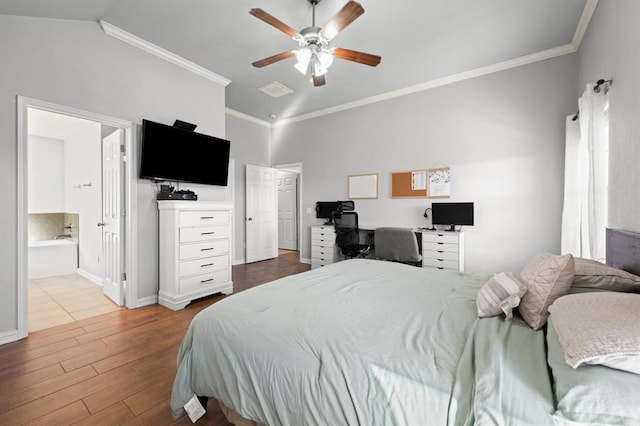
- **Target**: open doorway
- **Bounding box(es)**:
[17,97,137,338]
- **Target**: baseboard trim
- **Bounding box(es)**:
[300,258,311,264]
[77,269,103,286]
[0,330,19,345]
[233,258,246,265]
[131,295,158,308]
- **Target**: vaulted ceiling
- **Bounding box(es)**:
[1,0,593,122]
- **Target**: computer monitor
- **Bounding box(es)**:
[315,201,341,224]
[431,202,474,231]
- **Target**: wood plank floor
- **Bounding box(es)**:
[0,250,310,425]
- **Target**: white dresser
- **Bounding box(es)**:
[158,201,233,310]
[311,225,337,269]
[421,231,465,272]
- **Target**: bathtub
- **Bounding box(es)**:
[28,239,79,279]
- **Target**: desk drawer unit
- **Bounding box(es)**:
[311,225,336,269]
[158,201,233,310]
[421,232,464,272]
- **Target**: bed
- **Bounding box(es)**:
[171,228,640,425]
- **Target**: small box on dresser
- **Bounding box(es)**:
[158,200,233,310]
[421,231,464,272]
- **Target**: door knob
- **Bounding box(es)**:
[97,222,106,227]
[247,217,253,221]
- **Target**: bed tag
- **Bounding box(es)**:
[184,394,206,423]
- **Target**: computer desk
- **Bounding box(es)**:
[310,224,464,272]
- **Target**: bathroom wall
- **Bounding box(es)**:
[28,213,79,241]
[28,136,65,213]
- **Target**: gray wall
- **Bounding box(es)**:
[0,15,226,335]
[272,54,578,273]
[578,1,640,234]
[225,114,272,263]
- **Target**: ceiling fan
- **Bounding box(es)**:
[249,0,381,87]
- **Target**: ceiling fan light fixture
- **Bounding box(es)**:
[294,60,309,75]
[295,48,312,66]
[317,50,334,69]
[312,56,327,76]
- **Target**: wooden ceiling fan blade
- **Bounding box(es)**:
[320,1,365,40]
[252,51,295,68]
[313,74,326,87]
[333,47,381,67]
[250,8,300,39]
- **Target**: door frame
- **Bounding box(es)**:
[16,96,138,339]
[274,163,303,259]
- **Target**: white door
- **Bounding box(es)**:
[277,170,298,250]
[246,164,278,263]
[101,129,125,306]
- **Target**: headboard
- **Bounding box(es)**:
[606,228,640,276]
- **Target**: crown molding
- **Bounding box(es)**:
[98,20,231,87]
[572,0,599,49]
[225,108,271,128]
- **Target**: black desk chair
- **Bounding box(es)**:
[333,211,370,259]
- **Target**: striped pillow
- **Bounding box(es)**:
[477,272,526,319]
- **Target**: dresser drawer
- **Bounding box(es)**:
[312,231,335,242]
[312,225,335,234]
[422,242,459,253]
[179,239,229,260]
[180,210,230,228]
[311,248,334,262]
[422,249,459,261]
[312,258,334,268]
[422,232,459,244]
[179,254,229,277]
[179,269,230,294]
[423,258,459,270]
[180,225,230,243]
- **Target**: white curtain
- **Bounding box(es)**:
[561,84,609,261]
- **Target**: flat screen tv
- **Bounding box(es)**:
[139,119,230,186]
[431,202,474,231]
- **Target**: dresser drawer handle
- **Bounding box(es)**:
[437,242,444,245]
[201,232,215,235]
[200,263,214,268]
[200,247,214,252]
[437,250,444,253]
[437,258,444,261]
[200,278,214,284]
[437,267,444,270]
[200,216,214,219]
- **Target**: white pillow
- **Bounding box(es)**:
[477,272,526,319]
[549,292,640,374]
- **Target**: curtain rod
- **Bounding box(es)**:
[572,78,613,120]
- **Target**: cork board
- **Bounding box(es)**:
[391,170,428,198]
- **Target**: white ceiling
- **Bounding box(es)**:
[28,108,95,140]
[2,0,591,123]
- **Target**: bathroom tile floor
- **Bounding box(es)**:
[28,273,122,332]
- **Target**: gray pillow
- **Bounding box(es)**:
[573,257,640,292]
[518,252,574,330]
[477,272,526,319]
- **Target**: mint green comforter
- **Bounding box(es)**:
[171,259,554,425]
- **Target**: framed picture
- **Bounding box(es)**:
[348,173,378,199]
[428,167,451,198]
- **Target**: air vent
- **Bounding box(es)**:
[258,81,293,98]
